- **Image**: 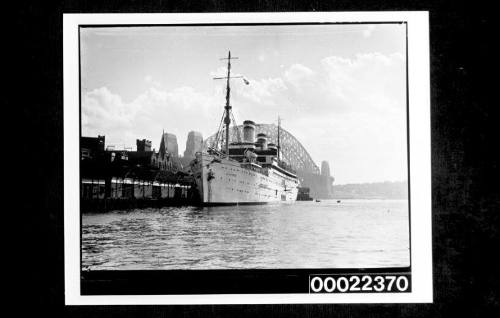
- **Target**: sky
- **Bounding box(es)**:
[80,24,408,184]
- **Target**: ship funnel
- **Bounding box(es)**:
[257,133,268,150]
[243,120,256,143]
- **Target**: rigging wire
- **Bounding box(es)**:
[212,110,226,150]
[230,111,242,143]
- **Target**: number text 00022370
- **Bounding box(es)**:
[309,274,411,293]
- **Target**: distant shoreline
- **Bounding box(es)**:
[331,181,408,200]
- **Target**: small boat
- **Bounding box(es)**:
[315,199,321,202]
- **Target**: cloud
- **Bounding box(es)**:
[82,86,220,151]
[82,51,407,183]
[229,52,405,120]
[236,77,287,105]
[230,52,407,183]
[319,52,406,113]
[363,25,376,38]
[82,87,134,131]
[257,48,279,63]
[144,75,161,87]
[284,64,316,89]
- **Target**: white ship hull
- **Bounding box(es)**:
[191,153,299,205]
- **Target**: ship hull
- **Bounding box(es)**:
[190,153,299,205]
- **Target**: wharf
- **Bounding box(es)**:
[81,196,197,213]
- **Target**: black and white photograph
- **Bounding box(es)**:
[63,12,432,304]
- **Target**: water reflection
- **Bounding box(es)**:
[82,200,410,270]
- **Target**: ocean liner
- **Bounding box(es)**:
[190,51,299,205]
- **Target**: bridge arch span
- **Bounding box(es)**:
[204,123,320,175]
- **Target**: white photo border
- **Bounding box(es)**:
[64,11,431,305]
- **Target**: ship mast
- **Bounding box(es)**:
[224,51,232,155]
[213,51,245,156]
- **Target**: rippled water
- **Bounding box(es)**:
[82,200,410,270]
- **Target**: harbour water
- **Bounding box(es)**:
[82,199,410,270]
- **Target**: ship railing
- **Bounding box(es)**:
[277,160,297,175]
[240,162,269,176]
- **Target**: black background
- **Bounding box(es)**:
[13,0,497,317]
[81,268,411,295]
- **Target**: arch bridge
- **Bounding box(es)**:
[204,123,320,175]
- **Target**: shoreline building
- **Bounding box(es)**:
[160,132,178,157]
[81,135,105,160]
[319,160,335,199]
[183,131,203,160]
[158,132,181,171]
[79,134,192,206]
[181,131,203,167]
